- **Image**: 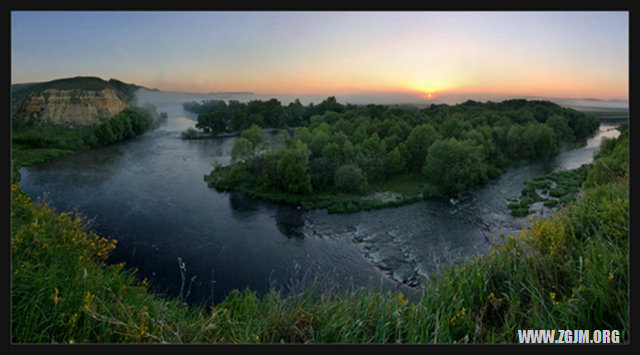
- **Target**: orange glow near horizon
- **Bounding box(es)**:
[137,60,628,102]
[146,76,628,102]
[12,12,628,103]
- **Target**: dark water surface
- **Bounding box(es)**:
[17,102,620,304]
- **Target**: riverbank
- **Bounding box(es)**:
[182,128,280,140]
[206,169,428,213]
[12,150,628,342]
[11,105,628,343]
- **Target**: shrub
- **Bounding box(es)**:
[334,164,368,194]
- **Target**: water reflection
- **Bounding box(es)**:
[275,205,305,239]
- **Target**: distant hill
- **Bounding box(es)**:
[11,76,146,127]
[11,76,144,103]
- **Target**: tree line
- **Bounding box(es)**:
[184,96,345,135]
[203,97,600,197]
[89,106,167,146]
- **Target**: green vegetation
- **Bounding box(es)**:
[508,120,628,217]
[11,124,96,171]
[91,107,163,146]
[583,121,628,189]
[508,164,592,217]
[11,106,166,183]
[11,121,628,343]
[204,98,600,211]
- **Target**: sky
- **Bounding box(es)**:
[11,11,629,104]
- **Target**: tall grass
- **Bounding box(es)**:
[11,123,629,343]
[11,174,628,343]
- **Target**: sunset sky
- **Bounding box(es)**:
[11,11,629,104]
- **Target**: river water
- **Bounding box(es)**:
[17,101,621,304]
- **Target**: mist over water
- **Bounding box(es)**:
[18,91,620,305]
[133,87,630,108]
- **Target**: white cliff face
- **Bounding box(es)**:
[15,88,130,126]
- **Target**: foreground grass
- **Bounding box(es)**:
[11,119,629,343]
[11,169,628,343]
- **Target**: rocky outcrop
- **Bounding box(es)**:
[13,87,130,127]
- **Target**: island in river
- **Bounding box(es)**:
[202,98,600,213]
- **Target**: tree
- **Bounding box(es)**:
[545,114,574,141]
[263,98,286,128]
[523,122,558,160]
[240,124,265,148]
[94,121,115,144]
[196,111,227,134]
[293,126,312,145]
[285,99,306,127]
[309,130,330,158]
[405,124,439,172]
[506,124,532,160]
[383,147,406,177]
[321,142,342,165]
[422,138,488,194]
[231,137,254,163]
[334,164,367,194]
[276,140,312,194]
[228,101,249,132]
[361,132,383,157]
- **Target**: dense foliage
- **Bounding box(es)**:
[11,117,628,343]
[205,98,600,205]
[184,96,345,133]
[90,107,159,146]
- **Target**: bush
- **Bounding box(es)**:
[181,127,199,139]
[334,164,368,194]
[549,187,568,198]
[21,130,49,148]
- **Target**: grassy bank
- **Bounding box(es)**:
[11,124,95,181]
[12,130,628,343]
[11,115,629,343]
[205,168,427,213]
[11,176,628,343]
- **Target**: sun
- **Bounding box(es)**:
[420,91,436,100]
[411,83,440,100]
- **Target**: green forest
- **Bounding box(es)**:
[193,97,600,211]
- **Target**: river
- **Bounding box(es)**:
[17,101,621,305]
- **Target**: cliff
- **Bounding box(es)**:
[11,77,143,127]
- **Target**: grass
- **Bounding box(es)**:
[11,117,629,344]
[11,124,95,182]
[12,167,628,343]
[206,168,429,214]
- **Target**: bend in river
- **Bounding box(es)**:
[17,101,621,304]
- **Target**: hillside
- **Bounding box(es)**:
[11,76,144,127]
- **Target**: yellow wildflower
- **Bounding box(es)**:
[50,287,62,305]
